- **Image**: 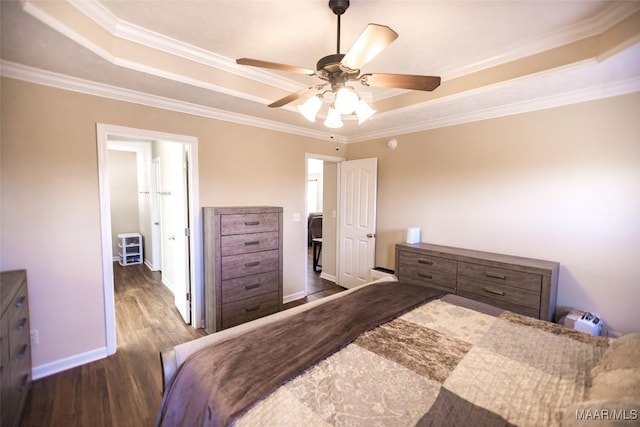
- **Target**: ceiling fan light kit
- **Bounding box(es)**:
[324,107,344,129]
[298,94,324,122]
[334,86,359,114]
[236,0,440,129]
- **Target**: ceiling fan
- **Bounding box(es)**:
[236,0,441,127]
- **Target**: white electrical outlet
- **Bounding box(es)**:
[30,329,39,345]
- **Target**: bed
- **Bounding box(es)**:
[157,278,639,427]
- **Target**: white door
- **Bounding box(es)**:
[338,158,378,289]
[150,158,162,271]
[160,142,191,324]
[177,146,192,323]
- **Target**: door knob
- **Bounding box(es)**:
[366,233,375,238]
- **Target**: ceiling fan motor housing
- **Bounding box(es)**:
[316,53,359,86]
[329,0,350,15]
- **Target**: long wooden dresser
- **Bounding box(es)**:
[203,207,283,333]
[1,270,32,427]
[395,243,559,321]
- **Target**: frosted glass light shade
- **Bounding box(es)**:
[334,87,359,115]
[298,95,322,122]
[355,99,376,124]
[324,107,343,128]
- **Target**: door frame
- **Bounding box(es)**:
[304,153,344,292]
[96,123,202,355]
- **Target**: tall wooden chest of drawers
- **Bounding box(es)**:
[203,207,283,333]
[395,243,559,321]
[1,270,32,427]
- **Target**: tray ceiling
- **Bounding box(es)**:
[1,0,639,142]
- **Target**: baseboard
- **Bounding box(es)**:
[144,259,160,271]
[283,291,306,304]
[320,272,336,283]
[32,347,108,380]
[162,276,175,293]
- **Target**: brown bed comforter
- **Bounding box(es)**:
[157,282,609,427]
[157,281,446,427]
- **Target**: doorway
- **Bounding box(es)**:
[305,153,342,296]
[305,154,379,295]
[97,124,202,356]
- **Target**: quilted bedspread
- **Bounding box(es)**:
[236,295,609,427]
[159,284,610,427]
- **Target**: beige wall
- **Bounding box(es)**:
[347,92,640,336]
[2,76,638,376]
[108,150,140,257]
[0,78,340,372]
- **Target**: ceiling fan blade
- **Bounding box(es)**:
[236,58,315,76]
[340,24,398,71]
[268,87,316,108]
[361,73,441,91]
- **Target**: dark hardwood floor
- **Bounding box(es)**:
[283,247,346,309]
[20,263,206,427]
[20,251,343,426]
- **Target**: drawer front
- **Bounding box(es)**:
[398,264,456,291]
[220,213,279,236]
[220,232,279,256]
[457,288,540,319]
[221,271,279,304]
[9,313,30,368]
[457,276,541,311]
[221,292,280,329]
[221,250,280,280]
[398,251,457,275]
[0,314,9,397]
[458,262,542,293]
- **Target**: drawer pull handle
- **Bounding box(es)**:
[244,241,260,246]
[245,261,260,267]
[485,272,506,280]
[483,287,505,296]
[418,259,433,265]
[245,305,260,312]
[17,318,27,332]
[17,344,28,360]
[245,283,260,290]
[245,221,260,226]
[418,273,433,280]
[15,296,25,308]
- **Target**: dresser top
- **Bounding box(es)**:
[396,242,559,273]
[1,269,27,313]
[204,206,283,214]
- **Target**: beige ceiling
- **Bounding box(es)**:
[2,0,639,142]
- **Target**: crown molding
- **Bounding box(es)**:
[4,59,638,145]
[348,73,640,143]
[67,0,304,93]
[0,61,335,142]
[440,2,640,80]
